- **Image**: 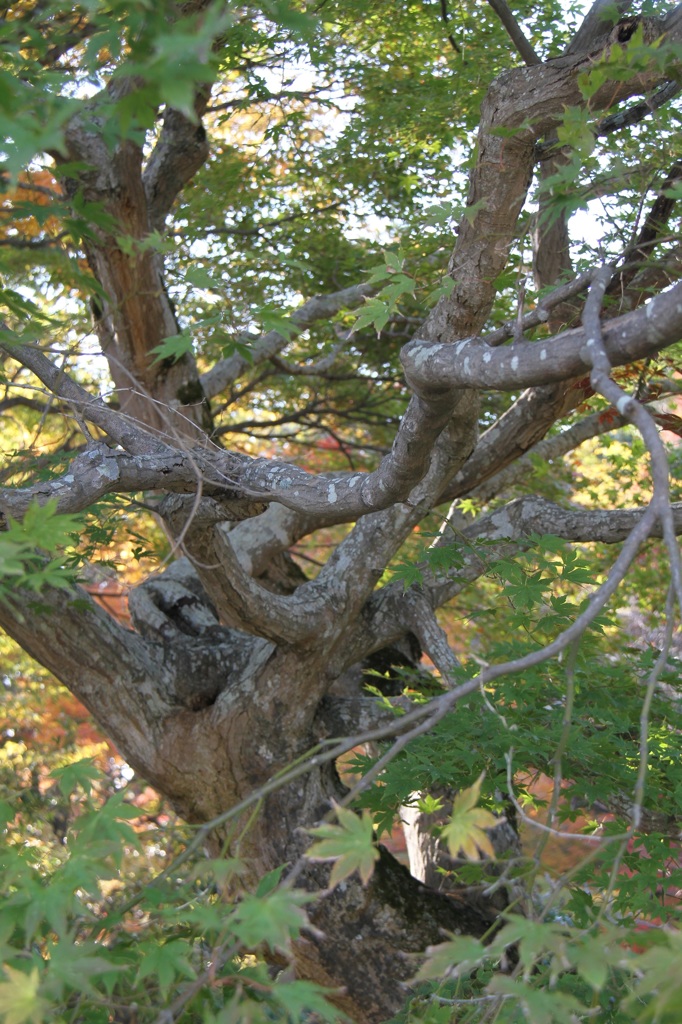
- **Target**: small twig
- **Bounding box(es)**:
[269,336,348,376]
[513,276,527,343]
[527,640,580,869]
[204,200,343,238]
[483,269,596,346]
[0,231,68,249]
[439,0,462,53]
[504,749,609,844]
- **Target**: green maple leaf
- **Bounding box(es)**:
[231,889,311,954]
[136,940,196,999]
[441,773,499,861]
[149,332,194,364]
[307,804,379,888]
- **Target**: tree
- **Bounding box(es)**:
[1,0,682,1021]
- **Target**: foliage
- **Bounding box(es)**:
[1,627,342,1022]
[0,761,343,1024]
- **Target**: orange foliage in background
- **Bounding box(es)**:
[0,169,64,243]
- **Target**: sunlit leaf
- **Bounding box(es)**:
[440,774,498,861]
[307,804,379,887]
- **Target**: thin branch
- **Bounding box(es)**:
[16,178,65,201]
[203,200,343,238]
[0,232,68,249]
[338,495,682,674]
[596,79,681,138]
[200,281,378,399]
[483,269,596,347]
[267,338,350,377]
[608,159,682,297]
[466,407,627,503]
[0,336,168,457]
[438,0,462,54]
[487,0,541,65]
[339,505,660,810]
[207,84,330,114]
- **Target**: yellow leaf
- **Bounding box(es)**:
[441,773,501,861]
[307,804,379,888]
[0,966,47,1024]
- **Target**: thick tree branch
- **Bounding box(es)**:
[0,583,171,773]
[4,265,682,535]
[0,338,168,456]
[565,1,633,55]
[337,495,682,673]
[403,278,682,393]
[424,13,680,346]
[143,103,211,231]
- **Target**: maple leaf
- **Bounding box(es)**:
[441,773,500,861]
[307,803,379,888]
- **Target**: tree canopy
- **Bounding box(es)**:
[1,1,682,1022]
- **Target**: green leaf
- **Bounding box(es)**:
[255,865,286,898]
[381,273,415,305]
[184,265,221,290]
[272,979,346,1022]
[487,975,586,1024]
[49,940,125,997]
[188,857,245,887]
[570,939,609,993]
[383,250,404,272]
[12,500,80,552]
[425,275,456,306]
[389,561,424,590]
[462,198,487,226]
[50,758,101,799]
[258,306,298,340]
[0,801,15,831]
[307,804,379,887]
[149,332,194,365]
[624,931,682,1022]
[366,263,393,285]
[135,940,196,999]
[351,298,390,336]
[230,889,311,954]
